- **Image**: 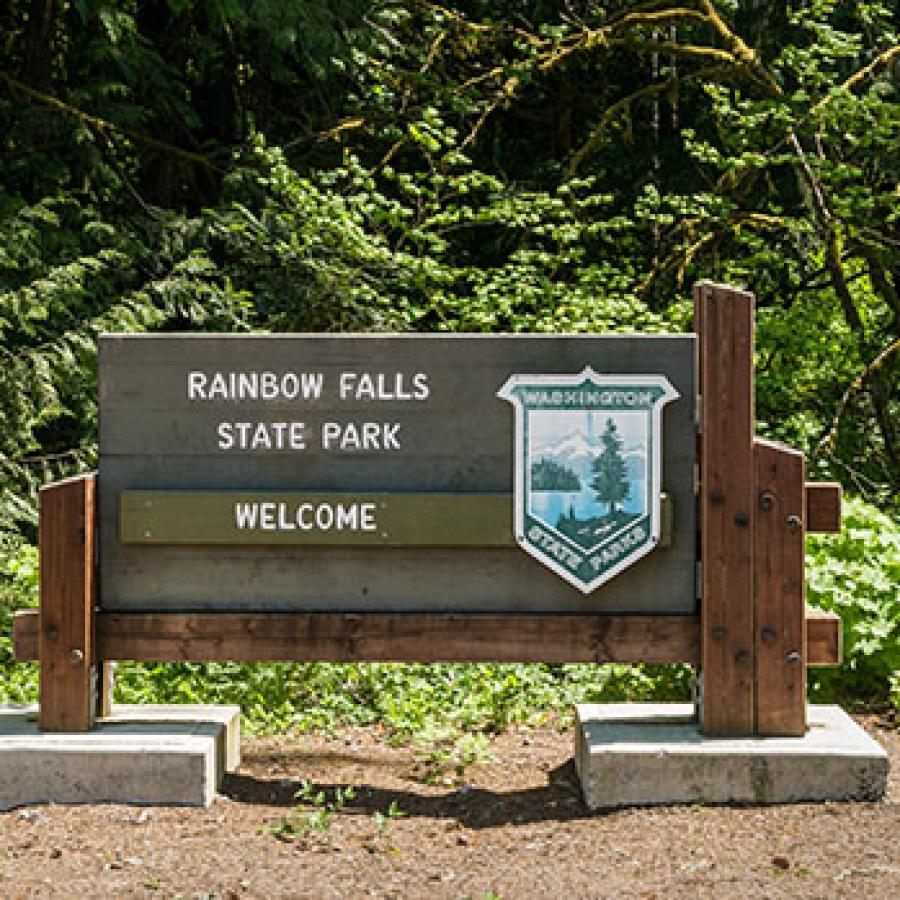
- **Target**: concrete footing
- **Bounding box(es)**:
[575,703,889,809]
[0,704,241,810]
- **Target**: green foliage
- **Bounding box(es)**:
[807,497,900,704]
[0,1,897,723]
[273,780,357,841]
[0,535,39,703]
[372,800,404,836]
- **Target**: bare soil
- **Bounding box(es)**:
[1,715,897,899]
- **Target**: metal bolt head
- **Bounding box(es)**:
[734,512,749,527]
[69,648,84,664]
[786,515,802,532]
[759,491,775,511]
[786,650,801,665]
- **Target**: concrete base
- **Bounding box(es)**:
[0,704,241,810]
[575,703,889,809]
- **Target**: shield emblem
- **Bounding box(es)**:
[497,368,679,593]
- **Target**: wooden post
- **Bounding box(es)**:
[695,282,756,736]
[97,661,116,719]
[38,474,99,731]
[754,440,806,735]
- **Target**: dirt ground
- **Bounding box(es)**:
[0,715,897,899]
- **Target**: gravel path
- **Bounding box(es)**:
[1,716,897,898]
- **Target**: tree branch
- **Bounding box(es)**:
[564,65,731,179]
[813,43,900,114]
[814,335,900,458]
[0,71,220,172]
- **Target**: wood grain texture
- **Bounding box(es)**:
[696,282,756,736]
[14,607,842,666]
[100,334,697,614]
[754,440,806,736]
[806,607,842,667]
[14,610,698,664]
[38,474,97,732]
[805,482,842,533]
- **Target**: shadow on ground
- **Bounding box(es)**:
[220,759,593,829]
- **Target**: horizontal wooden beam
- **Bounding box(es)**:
[14,607,841,666]
[805,607,843,668]
[805,482,842,533]
[15,609,698,665]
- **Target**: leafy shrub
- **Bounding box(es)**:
[807,497,900,705]
[3,496,898,730]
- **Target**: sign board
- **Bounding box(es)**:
[99,335,696,613]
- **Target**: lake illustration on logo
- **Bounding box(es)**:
[529,409,648,549]
[498,368,678,593]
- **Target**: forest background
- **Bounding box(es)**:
[0,0,897,744]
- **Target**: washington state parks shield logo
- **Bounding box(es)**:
[498,368,678,593]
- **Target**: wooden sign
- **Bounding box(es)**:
[16,283,844,736]
[99,335,697,614]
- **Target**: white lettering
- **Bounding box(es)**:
[188,371,208,399]
[237,372,258,399]
[335,504,358,530]
[217,421,234,450]
[383,422,400,450]
[315,504,334,530]
[188,371,324,401]
[360,503,377,531]
[260,371,278,400]
[234,502,258,529]
[321,421,342,449]
[338,371,430,401]
[298,503,314,530]
[356,373,376,400]
[289,422,306,449]
[300,372,323,399]
[280,372,299,400]
[208,373,228,399]
[216,421,307,451]
[233,500,381,534]
[259,502,276,530]
[413,372,430,400]
[277,503,296,530]
[320,421,401,451]
[362,422,380,450]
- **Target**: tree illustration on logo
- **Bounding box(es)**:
[590,417,630,515]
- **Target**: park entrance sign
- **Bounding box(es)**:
[498,369,678,593]
[13,283,844,742]
[99,334,696,614]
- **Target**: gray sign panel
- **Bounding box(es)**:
[99,334,696,613]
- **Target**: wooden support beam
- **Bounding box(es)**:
[806,607,842,668]
[696,282,756,736]
[14,610,698,665]
[805,482,842,533]
[13,608,842,666]
[754,440,806,736]
[37,474,97,731]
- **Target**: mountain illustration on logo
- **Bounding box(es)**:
[532,429,647,486]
